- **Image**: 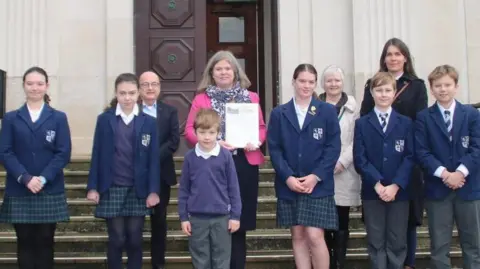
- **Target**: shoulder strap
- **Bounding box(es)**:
[393,82,411,102]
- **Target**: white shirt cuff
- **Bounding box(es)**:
[434,166,446,178]
[456,164,469,177]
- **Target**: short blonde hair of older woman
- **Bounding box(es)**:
[320,64,345,90]
[197,50,251,92]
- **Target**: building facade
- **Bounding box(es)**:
[1,0,479,156]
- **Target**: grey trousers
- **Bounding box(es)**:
[189,215,231,269]
[363,200,409,269]
[426,192,480,269]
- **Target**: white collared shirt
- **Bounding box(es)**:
[195,142,220,159]
[373,106,392,128]
[143,101,157,118]
[293,97,311,129]
[27,102,45,123]
[115,103,139,125]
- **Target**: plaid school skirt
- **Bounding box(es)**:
[0,193,69,224]
[94,186,151,219]
[277,194,338,230]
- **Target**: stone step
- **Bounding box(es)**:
[0,169,277,185]
[0,249,464,269]
[0,156,273,172]
[0,228,458,254]
[0,182,277,199]
[0,213,361,232]
[0,196,278,216]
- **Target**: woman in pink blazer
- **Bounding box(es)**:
[184,50,266,269]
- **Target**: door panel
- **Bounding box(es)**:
[135,0,207,155]
[206,2,258,94]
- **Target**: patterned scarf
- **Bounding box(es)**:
[205,82,252,140]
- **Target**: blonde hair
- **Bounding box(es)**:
[197,50,251,92]
[370,72,397,91]
[428,64,459,86]
[194,109,221,131]
[320,64,345,90]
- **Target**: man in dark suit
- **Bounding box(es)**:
[139,71,180,269]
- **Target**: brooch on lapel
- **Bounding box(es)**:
[308,106,316,116]
[141,134,151,147]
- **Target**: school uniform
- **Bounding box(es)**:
[0,103,72,269]
[267,97,341,230]
[361,73,428,268]
[415,101,480,269]
[178,143,241,269]
[87,104,160,269]
[353,108,414,269]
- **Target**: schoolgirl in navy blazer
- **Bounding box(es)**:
[268,97,341,200]
[1,105,71,196]
[87,108,160,198]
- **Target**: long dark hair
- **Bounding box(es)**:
[105,73,142,112]
[379,38,418,78]
[292,64,319,99]
[23,66,51,104]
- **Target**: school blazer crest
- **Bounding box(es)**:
[87,109,160,198]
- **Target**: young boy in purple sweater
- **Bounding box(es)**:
[178,108,242,269]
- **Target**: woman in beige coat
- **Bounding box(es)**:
[318,65,361,269]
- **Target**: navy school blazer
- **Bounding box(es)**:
[86,108,160,198]
[415,101,480,200]
[0,104,72,196]
[353,109,414,201]
[267,98,341,200]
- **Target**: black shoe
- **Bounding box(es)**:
[325,230,337,269]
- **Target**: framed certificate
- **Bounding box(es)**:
[225,103,259,148]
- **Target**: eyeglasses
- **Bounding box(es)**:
[140,82,160,88]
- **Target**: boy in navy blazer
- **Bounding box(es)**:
[354,72,414,269]
[415,65,480,269]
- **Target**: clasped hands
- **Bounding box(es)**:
[441,170,465,190]
[374,182,399,202]
[286,175,318,194]
[26,176,45,194]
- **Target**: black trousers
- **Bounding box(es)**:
[150,183,171,268]
[230,230,247,269]
[14,223,57,269]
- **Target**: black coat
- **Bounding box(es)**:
[360,74,428,226]
[155,101,180,188]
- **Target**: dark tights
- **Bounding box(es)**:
[106,216,145,269]
[14,223,57,269]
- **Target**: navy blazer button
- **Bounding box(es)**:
[383,158,387,161]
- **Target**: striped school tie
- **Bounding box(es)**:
[444,110,452,139]
[380,113,388,132]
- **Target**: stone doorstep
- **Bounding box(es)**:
[0,228,458,242]
[0,249,463,263]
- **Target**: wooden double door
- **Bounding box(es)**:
[135,0,275,155]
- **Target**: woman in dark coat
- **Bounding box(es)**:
[360,38,428,269]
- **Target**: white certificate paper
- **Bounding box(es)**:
[225,103,259,148]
